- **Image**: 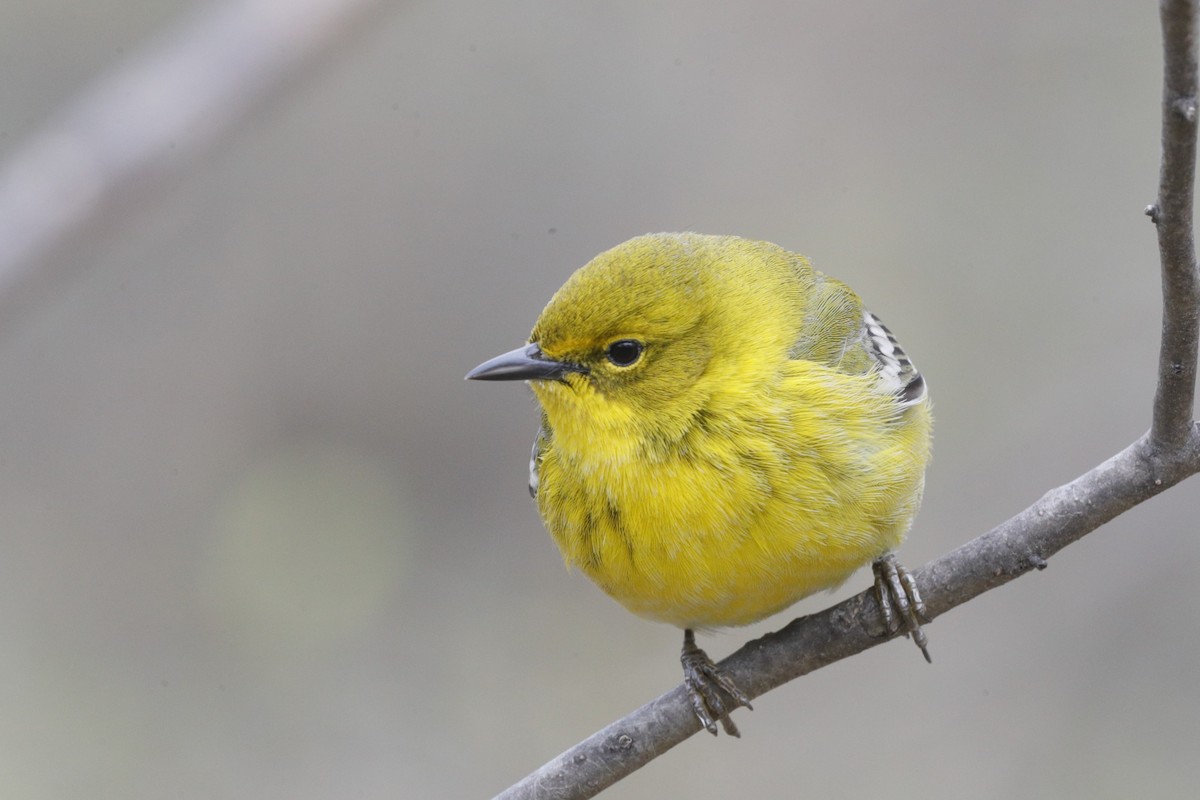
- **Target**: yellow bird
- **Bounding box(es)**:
[468,233,932,735]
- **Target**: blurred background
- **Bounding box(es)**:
[0,1,1196,798]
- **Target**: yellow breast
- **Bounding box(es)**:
[532,359,932,629]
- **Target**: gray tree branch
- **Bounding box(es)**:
[494,2,1200,798]
[1152,0,1200,449]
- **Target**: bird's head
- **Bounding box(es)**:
[467,233,806,449]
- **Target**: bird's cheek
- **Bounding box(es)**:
[530,375,588,413]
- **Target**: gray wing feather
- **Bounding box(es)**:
[864,310,927,406]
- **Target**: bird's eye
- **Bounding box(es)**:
[606,339,644,367]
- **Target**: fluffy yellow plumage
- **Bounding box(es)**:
[469,233,932,735]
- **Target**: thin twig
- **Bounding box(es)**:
[1150,0,1200,450]
[495,3,1200,798]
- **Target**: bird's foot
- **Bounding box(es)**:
[872,554,932,663]
[680,629,752,737]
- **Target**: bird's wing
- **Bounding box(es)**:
[863,310,927,406]
[787,269,926,406]
[787,270,865,367]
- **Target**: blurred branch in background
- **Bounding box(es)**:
[495,1,1200,798]
[0,0,385,329]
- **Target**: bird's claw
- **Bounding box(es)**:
[681,629,752,736]
[873,554,932,663]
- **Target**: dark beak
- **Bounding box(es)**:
[465,343,586,381]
